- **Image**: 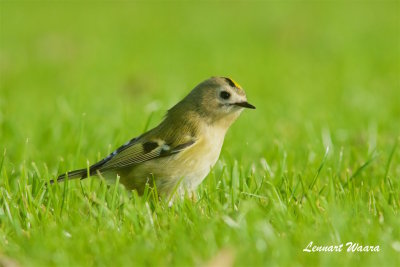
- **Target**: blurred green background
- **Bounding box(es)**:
[1,1,398,165]
[0,1,399,266]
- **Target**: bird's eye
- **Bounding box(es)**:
[220,91,231,100]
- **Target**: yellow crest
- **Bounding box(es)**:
[231,79,242,89]
[224,77,242,89]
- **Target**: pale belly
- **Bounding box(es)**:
[115,132,225,196]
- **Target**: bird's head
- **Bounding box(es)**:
[187,77,255,123]
[166,77,255,130]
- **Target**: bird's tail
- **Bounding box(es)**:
[50,168,89,184]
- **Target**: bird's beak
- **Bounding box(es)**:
[233,101,256,109]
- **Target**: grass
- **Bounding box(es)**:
[1,1,399,266]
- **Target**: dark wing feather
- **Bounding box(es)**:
[86,137,140,172]
[101,142,163,169]
[92,138,196,172]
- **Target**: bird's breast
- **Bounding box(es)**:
[175,125,226,182]
[120,125,227,196]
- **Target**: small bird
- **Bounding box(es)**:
[53,77,255,198]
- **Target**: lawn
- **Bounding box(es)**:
[0,1,399,266]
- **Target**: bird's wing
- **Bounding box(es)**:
[92,136,196,171]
